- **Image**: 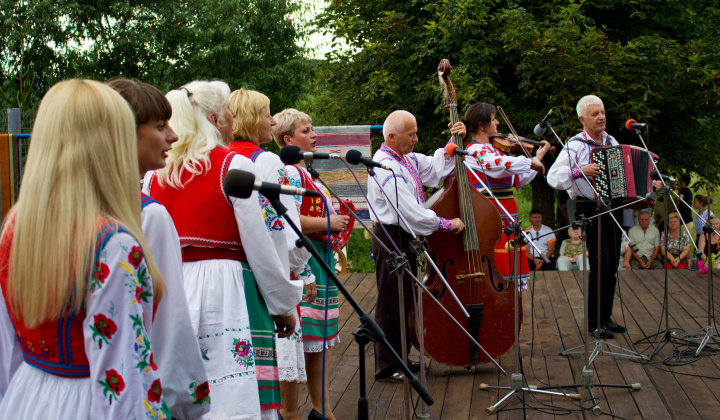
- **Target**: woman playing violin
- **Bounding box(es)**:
[463,103,551,282]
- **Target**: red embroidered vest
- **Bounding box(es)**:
[0,220,127,378]
[295,165,327,218]
[292,165,332,242]
[149,148,246,262]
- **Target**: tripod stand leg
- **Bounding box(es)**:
[485,389,518,415]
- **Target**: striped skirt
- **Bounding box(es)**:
[300,239,340,351]
[243,266,282,410]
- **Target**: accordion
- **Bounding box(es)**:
[590,145,658,209]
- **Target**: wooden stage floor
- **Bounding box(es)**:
[297,268,720,419]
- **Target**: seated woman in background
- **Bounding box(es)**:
[557,226,588,271]
[697,216,720,273]
[0,79,167,418]
[693,194,714,243]
[660,212,692,269]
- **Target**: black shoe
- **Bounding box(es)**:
[308,409,323,420]
[375,371,404,383]
[408,360,423,373]
[590,326,615,339]
[604,320,627,334]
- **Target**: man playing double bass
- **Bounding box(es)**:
[547,95,626,339]
[369,110,465,382]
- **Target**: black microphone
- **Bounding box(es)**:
[649,169,677,183]
[533,109,554,136]
[625,119,646,130]
[279,145,341,165]
[223,169,321,199]
[345,149,391,170]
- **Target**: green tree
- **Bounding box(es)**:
[311,0,720,210]
[1,0,312,115]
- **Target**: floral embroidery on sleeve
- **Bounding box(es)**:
[91,261,110,291]
[436,218,453,232]
[571,166,584,180]
[98,368,126,404]
[190,381,211,405]
[259,195,285,231]
[128,246,143,268]
[88,231,167,418]
[90,313,118,348]
[147,378,162,403]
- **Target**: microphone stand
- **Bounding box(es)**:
[625,127,695,358]
[263,190,433,420]
[309,158,506,418]
[361,165,506,370]
[459,163,583,413]
[685,185,720,355]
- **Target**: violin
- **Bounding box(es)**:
[489,133,556,154]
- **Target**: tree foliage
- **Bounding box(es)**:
[311,0,720,188]
[0,0,311,114]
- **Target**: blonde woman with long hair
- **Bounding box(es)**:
[228,89,314,420]
[0,79,167,418]
[143,80,302,420]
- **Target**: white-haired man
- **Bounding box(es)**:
[547,95,626,340]
[369,110,465,382]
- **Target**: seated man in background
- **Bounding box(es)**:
[525,209,556,271]
[623,210,662,270]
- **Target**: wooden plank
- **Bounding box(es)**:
[295,269,720,420]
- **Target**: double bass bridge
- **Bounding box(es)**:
[455,271,485,281]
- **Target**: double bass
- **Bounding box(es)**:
[407,59,521,367]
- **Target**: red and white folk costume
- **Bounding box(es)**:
[464,141,537,285]
[229,139,311,383]
[0,221,167,419]
[285,164,341,353]
[140,194,211,418]
[144,148,301,419]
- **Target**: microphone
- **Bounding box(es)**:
[444,143,476,157]
[625,119,646,130]
[279,145,341,165]
[533,109,554,136]
[649,169,677,183]
[223,169,321,199]
[345,149,391,170]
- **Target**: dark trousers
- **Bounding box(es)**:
[372,224,417,378]
[575,201,622,329]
